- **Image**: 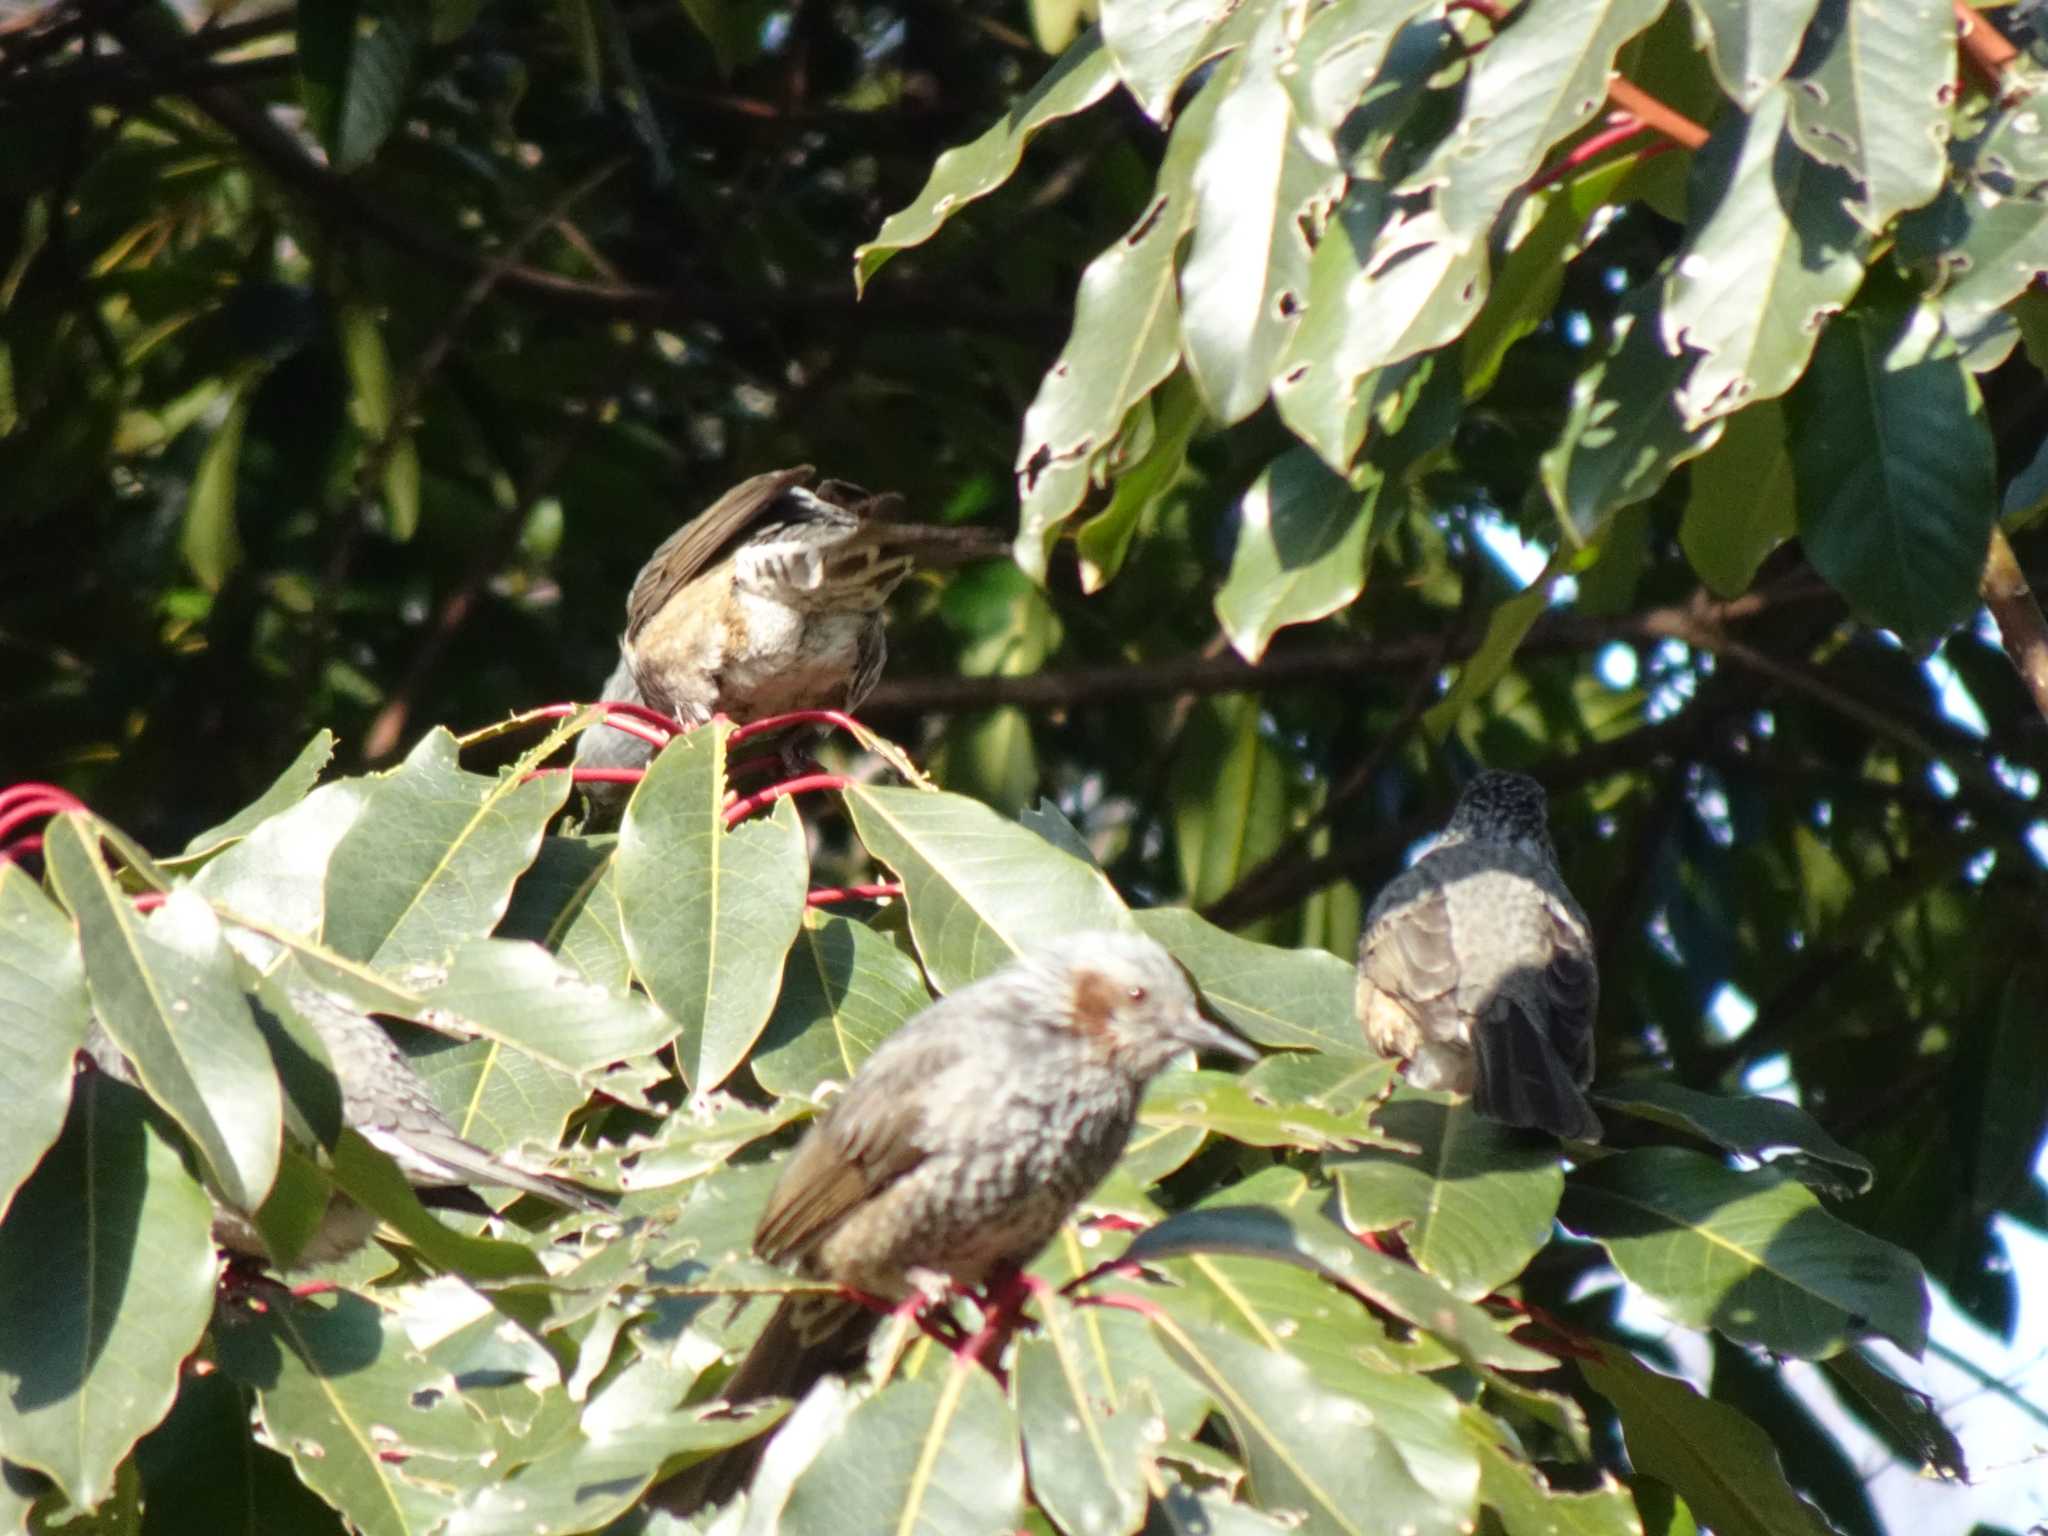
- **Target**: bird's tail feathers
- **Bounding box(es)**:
[1472,1002,1602,1142]
[648,1294,877,1517]
[363,1126,615,1214]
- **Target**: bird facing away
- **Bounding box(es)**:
[572,465,1001,792]
[84,985,610,1266]
[1356,771,1601,1141]
[653,929,1257,1515]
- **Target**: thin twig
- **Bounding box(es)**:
[1955,0,2023,95]
[1981,527,2048,731]
[1605,76,1708,151]
[863,583,1832,716]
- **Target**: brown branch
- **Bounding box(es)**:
[1956,0,2021,86]
[1980,527,2048,730]
[1199,706,1724,930]
[1605,76,1708,152]
[862,583,1829,716]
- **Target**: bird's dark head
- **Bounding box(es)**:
[1442,771,1555,860]
[1039,930,1257,1081]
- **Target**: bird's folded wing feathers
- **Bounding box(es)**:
[753,1090,930,1265]
[625,465,816,640]
[1361,879,1463,1021]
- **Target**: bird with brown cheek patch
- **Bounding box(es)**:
[651,929,1255,1516]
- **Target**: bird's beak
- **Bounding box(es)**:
[1176,1010,1259,1063]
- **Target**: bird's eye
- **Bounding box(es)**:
[1127,985,1148,1004]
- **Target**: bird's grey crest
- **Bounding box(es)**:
[1442,770,1554,855]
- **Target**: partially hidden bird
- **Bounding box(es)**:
[1356,771,1601,1141]
[573,465,1002,797]
[84,983,611,1266]
[651,929,1257,1515]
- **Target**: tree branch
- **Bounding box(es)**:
[863,582,1833,716]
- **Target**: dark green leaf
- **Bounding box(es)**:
[1561,1146,1929,1358]
[1788,305,1996,653]
[0,865,89,1222]
[0,1075,216,1510]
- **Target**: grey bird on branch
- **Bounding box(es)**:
[85,985,610,1266]
[1356,771,1602,1142]
[572,465,1004,797]
[650,929,1257,1516]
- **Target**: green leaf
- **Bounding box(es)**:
[1134,906,1365,1056]
[1098,0,1241,123]
[1595,1081,1874,1196]
[444,1357,774,1535]
[409,937,674,1079]
[1817,1346,1966,1480]
[1464,157,1638,397]
[844,783,1130,993]
[0,865,89,1222]
[855,30,1118,289]
[182,386,248,591]
[215,1289,495,1536]
[1540,300,1721,544]
[1401,0,1666,243]
[1169,698,1295,915]
[1422,563,1557,741]
[1783,0,1951,231]
[751,914,932,1099]
[1075,371,1205,593]
[1581,1343,1835,1536]
[1561,1146,1929,1359]
[1215,448,1372,662]
[1151,1483,1302,1535]
[1014,62,1218,577]
[1273,200,1488,473]
[1661,87,1869,426]
[779,1365,1025,1536]
[178,730,338,861]
[299,0,427,172]
[46,822,282,1212]
[326,1129,547,1277]
[1678,399,1795,596]
[1152,1311,1477,1536]
[0,1074,216,1511]
[336,302,421,538]
[1683,0,1818,108]
[1141,1069,1378,1152]
[1330,1096,1564,1300]
[1015,1290,1156,1536]
[1466,1404,1644,1536]
[321,729,569,971]
[1178,4,1343,425]
[616,720,809,1090]
[131,1369,349,1536]
[1788,304,1996,653]
[1122,1194,1552,1372]
[194,779,376,952]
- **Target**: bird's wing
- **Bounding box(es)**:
[1540,896,1599,1088]
[624,466,816,642]
[1357,871,1465,1049]
[750,1016,980,1266]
